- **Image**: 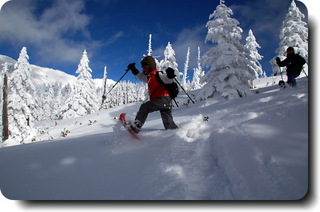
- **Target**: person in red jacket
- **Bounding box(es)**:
[127,56,178,133]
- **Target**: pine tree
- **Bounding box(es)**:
[271,0,308,75]
[244,29,265,78]
[182,47,190,89]
[159,42,180,79]
[50,82,66,119]
[60,49,99,119]
[192,47,205,90]
[7,47,38,142]
[147,34,153,56]
[200,0,254,100]
[76,49,93,80]
[143,34,161,69]
[100,66,108,109]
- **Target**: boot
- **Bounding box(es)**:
[128,120,142,134]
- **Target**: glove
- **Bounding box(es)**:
[276,57,281,64]
[127,63,139,75]
[165,67,176,79]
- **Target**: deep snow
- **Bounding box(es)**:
[0,77,308,200]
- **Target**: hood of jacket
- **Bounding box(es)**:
[141,56,157,72]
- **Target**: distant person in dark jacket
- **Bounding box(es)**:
[276,47,306,87]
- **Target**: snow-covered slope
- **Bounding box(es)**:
[0,55,75,86]
[0,55,16,65]
[30,65,76,86]
[0,77,308,200]
[252,73,307,89]
[0,54,115,88]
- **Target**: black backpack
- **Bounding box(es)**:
[155,72,179,99]
[290,54,306,78]
[163,81,179,99]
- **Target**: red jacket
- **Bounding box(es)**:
[147,70,170,100]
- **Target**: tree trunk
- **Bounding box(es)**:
[2,73,9,141]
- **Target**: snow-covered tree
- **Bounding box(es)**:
[159,42,180,79]
[49,82,64,120]
[200,0,254,100]
[100,66,108,109]
[143,34,161,69]
[7,47,38,142]
[76,49,94,80]
[147,34,153,56]
[182,47,190,89]
[60,49,99,119]
[35,82,65,121]
[271,0,308,75]
[244,29,265,78]
[191,47,205,90]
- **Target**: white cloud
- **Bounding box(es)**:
[105,31,124,46]
[0,0,99,65]
[230,0,293,44]
[153,25,209,74]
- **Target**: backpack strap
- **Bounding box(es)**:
[155,71,166,86]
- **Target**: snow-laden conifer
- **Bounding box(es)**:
[191,47,205,90]
[159,42,180,79]
[244,29,265,78]
[100,66,108,109]
[60,49,99,119]
[143,34,161,69]
[147,34,153,56]
[182,47,190,89]
[7,47,38,142]
[271,0,308,75]
[200,0,254,100]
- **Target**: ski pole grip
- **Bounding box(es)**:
[127,63,136,72]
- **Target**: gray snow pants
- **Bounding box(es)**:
[135,96,178,130]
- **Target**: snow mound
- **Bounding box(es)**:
[176,115,210,143]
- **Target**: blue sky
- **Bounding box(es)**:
[0,0,307,82]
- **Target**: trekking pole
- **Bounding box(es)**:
[104,67,131,97]
[174,78,195,104]
[172,98,179,107]
[174,78,209,121]
[280,67,284,81]
[278,67,286,88]
[302,68,309,79]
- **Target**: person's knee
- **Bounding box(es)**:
[139,102,149,111]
